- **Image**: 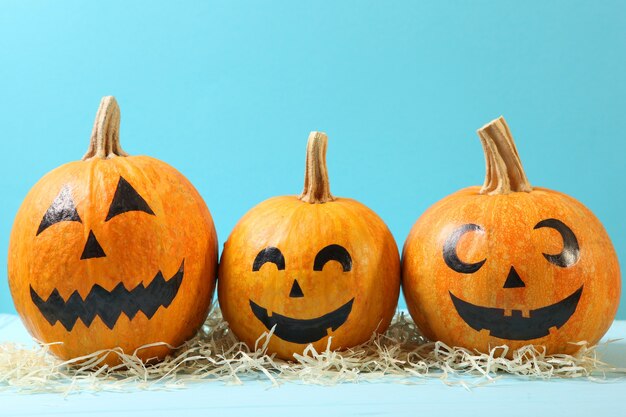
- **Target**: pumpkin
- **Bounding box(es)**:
[218,132,400,360]
[8,96,218,364]
[402,116,620,354]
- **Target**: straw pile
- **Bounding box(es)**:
[1,307,623,394]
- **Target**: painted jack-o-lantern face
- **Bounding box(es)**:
[402,117,620,355]
[29,177,185,332]
[8,97,218,364]
[218,132,400,360]
[249,244,355,344]
[444,218,583,341]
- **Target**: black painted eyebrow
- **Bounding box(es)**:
[37,187,82,236]
[106,176,155,221]
[313,244,352,272]
[252,247,285,271]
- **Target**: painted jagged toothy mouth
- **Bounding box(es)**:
[249,298,355,344]
[30,260,185,331]
[449,285,583,340]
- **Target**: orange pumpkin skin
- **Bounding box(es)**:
[402,119,620,355]
[218,134,400,360]
[8,98,217,364]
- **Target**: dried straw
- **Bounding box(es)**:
[1,307,623,394]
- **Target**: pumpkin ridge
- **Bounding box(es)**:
[113,157,176,279]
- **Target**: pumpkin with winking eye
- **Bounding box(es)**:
[402,116,620,354]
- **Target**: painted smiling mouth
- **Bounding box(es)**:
[449,286,583,340]
[30,260,185,331]
[249,298,355,344]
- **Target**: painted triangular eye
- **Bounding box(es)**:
[105,177,155,221]
[36,187,82,236]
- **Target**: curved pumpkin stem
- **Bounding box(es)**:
[299,131,335,204]
[477,116,532,195]
[82,96,129,160]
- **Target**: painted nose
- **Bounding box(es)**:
[503,266,525,288]
[289,279,304,298]
[80,230,107,260]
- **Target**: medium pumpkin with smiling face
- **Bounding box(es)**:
[8,97,218,364]
[402,117,621,354]
[218,132,400,360]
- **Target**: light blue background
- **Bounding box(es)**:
[0,1,624,319]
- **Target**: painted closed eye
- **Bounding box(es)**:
[36,187,82,236]
[313,244,352,272]
[534,218,580,267]
[443,224,486,274]
[105,176,155,221]
[252,247,285,271]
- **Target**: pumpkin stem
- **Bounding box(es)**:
[477,116,532,195]
[299,131,335,204]
[82,96,129,160]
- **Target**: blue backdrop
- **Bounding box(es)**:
[0,1,624,318]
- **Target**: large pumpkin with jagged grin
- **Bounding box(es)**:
[218,132,400,360]
[402,117,620,355]
[8,96,218,364]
